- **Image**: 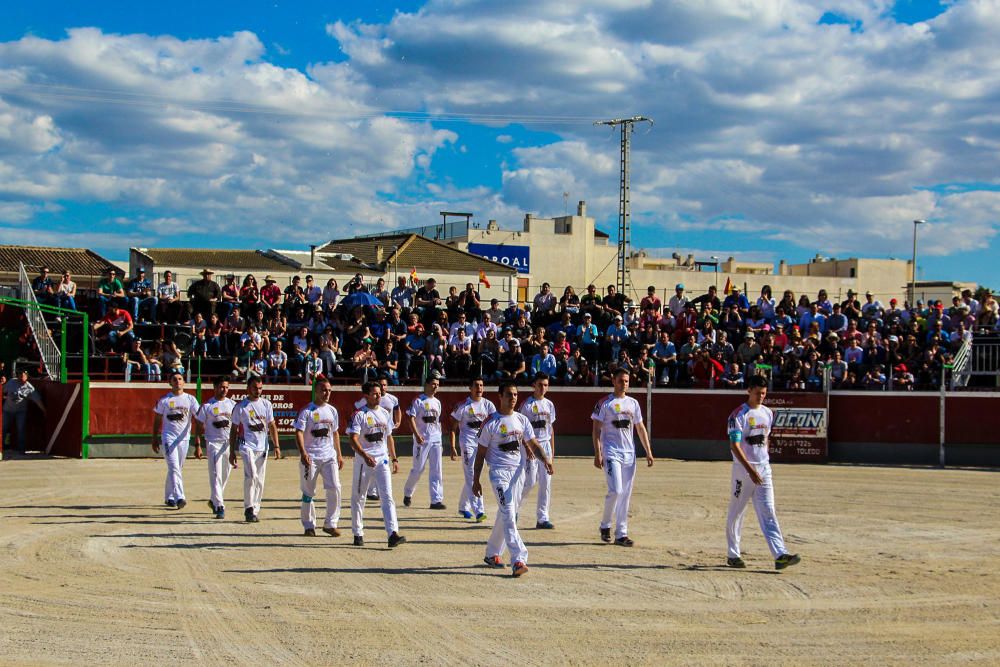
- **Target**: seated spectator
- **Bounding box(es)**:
[32,266,56,306]
[403,323,427,380]
[56,270,78,311]
[259,275,282,319]
[124,338,155,382]
[559,286,580,316]
[414,277,442,324]
[892,363,914,390]
[188,268,221,320]
[484,298,506,325]
[498,338,527,383]
[532,282,557,324]
[302,275,322,310]
[305,347,323,384]
[449,312,475,343]
[530,343,557,377]
[378,340,400,385]
[458,282,481,322]
[861,364,887,390]
[126,268,156,323]
[652,330,677,387]
[448,327,474,379]
[668,283,688,317]
[828,351,848,388]
[735,331,761,366]
[632,346,656,387]
[861,291,884,327]
[94,306,135,353]
[756,285,776,322]
[189,312,208,357]
[352,340,378,382]
[573,357,595,386]
[720,361,744,389]
[232,339,254,379]
[267,340,290,382]
[156,270,183,324]
[576,313,599,366]
[606,315,628,361]
[389,277,412,312]
[98,267,127,319]
[722,287,750,316]
[690,349,724,388]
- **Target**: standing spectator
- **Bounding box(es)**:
[861,291,884,326]
[576,312,599,367]
[580,284,604,321]
[3,368,44,454]
[188,269,221,320]
[389,276,413,312]
[414,278,442,324]
[98,267,126,319]
[722,287,750,316]
[239,275,260,320]
[668,283,688,317]
[690,284,721,314]
[218,274,239,321]
[458,282,482,322]
[127,268,156,323]
[484,298,506,325]
[56,270,78,311]
[640,285,662,314]
[323,278,341,315]
[604,285,627,323]
[559,286,581,316]
[283,276,307,315]
[303,275,323,310]
[156,270,182,324]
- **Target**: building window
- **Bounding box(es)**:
[555,220,572,234]
[850,268,856,278]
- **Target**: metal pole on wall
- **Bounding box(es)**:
[939,363,951,468]
[81,312,90,460]
[645,373,653,441]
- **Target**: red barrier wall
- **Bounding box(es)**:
[79,384,998,457]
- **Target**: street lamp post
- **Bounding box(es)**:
[710,255,719,290]
[911,220,925,307]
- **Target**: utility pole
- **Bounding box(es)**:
[594,116,653,299]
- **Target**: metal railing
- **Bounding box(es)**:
[950,338,972,388]
[18,263,62,380]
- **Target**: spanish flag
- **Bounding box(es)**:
[410,267,418,283]
[723,277,732,295]
[478,269,491,289]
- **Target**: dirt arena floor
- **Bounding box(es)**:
[0,456,998,666]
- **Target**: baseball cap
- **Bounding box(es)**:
[745,331,755,339]
[675,283,685,290]
[614,315,623,321]
[890,298,897,305]
[894,364,908,373]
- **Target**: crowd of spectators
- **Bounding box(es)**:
[25,264,1000,391]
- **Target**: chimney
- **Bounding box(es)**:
[577,200,586,216]
[309,244,317,267]
[685,254,695,267]
[375,244,384,263]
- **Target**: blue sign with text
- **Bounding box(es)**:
[468,243,530,274]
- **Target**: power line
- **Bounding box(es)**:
[0,81,600,126]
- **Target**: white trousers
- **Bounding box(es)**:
[601,456,636,539]
[458,446,486,516]
[726,462,787,559]
[403,441,444,503]
[351,454,399,538]
[519,441,552,523]
[206,441,232,509]
[241,449,268,514]
[162,437,189,502]
[485,465,528,564]
[300,457,341,529]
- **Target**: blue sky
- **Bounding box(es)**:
[0,0,997,288]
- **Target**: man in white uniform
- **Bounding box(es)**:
[354,375,402,501]
[473,379,554,577]
[229,375,282,522]
[592,367,654,546]
[403,371,447,509]
[725,374,801,570]
[194,376,236,519]
[346,381,407,547]
[151,371,200,509]
[518,372,557,529]
[294,377,344,537]
[450,376,496,522]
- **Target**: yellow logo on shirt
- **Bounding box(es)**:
[613,402,621,413]
[249,409,257,419]
[748,417,756,427]
[366,414,375,427]
[168,400,176,408]
[312,411,320,422]
[212,406,220,415]
[531,404,539,414]
[500,424,508,435]
[468,406,476,415]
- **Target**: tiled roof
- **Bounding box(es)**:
[134,248,298,270]
[0,245,121,276]
[318,234,516,274]
[269,250,373,273]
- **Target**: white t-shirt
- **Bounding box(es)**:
[354,392,400,423]
[195,397,235,445]
[232,397,275,452]
[591,394,643,463]
[727,403,773,466]
[157,281,179,300]
[477,411,533,470]
[518,396,556,444]
[346,405,392,457]
[450,396,497,450]
[407,394,443,445]
[154,392,200,445]
[294,402,339,461]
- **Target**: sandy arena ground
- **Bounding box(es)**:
[0,456,998,666]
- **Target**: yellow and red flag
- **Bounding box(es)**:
[478,269,491,289]
[723,277,732,295]
[410,267,418,283]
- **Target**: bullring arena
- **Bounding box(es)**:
[1,384,998,665]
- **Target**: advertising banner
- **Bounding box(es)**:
[467,242,530,274]
[766,392,828,462]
